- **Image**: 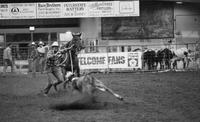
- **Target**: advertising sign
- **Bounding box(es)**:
[37,2,62,18]
[87,1,114,17]
[107,52,127,68]
[0,4,9,19]
[127,52,142,68]
[78,53,108,69]
[62,2,87,18]
[78,52,142,70]
[0,1,139,19]
[8,3,36,19]
[118,1,139,17]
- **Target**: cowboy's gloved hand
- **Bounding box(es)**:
[63,46,73,52]
[60,48,68,53]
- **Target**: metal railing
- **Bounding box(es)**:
[80,43,199,72]
[82,43,197,53]
[0,43,199,73]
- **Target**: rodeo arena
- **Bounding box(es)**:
[0,0,200,122]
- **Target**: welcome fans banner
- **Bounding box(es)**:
[0,1,139,19]
[78,52,142,70]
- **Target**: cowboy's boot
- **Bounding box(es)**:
[53,81,62,91]
[43,84,52,95]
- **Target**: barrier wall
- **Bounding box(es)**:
[0,43,198,73]
[78,52,142,71]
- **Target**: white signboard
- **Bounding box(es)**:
[59,33,68,42]
[8,3,36,19]
[0,4,9,19]
[107,52,127,68]
[78,53,108,69]
[127,52,142,68]
[37,2,62,18]
[118,1,139,17]
[62,2,87,18]
[0,35,4,43]
[78,52,142,70]
[87,1,114,17]
[0,1,139,19]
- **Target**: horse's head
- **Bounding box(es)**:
[66,32,84,55]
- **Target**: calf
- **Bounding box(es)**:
[65,72,124,101]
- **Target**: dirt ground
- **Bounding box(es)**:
[0,71,200,122]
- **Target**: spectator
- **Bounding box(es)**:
[195,41,200,70]
[29,42,38,78]
[37,41,46,73]
[3,43,14,77]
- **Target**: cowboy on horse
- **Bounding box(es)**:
[42,32,84,95]
[42,41,73,95]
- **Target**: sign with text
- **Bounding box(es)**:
[0,4,9,19]
[78,53,108,69]
[108,52,127,68]
[78,52,142,70]
[87,1,114,17]
[8,3,36,19]
[0,1,139,19]
[62,2,87,18]
[127,52,142,68]
[37,2,62,18]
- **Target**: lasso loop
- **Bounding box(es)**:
[55,44,74,66]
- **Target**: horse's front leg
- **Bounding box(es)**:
[63,80,68,89]
[73,57,80,77]
[76,66,80,77]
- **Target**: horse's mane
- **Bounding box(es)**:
[64,41,72,48]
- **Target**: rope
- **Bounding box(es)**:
[58,53,68,66]
[55,44,74,66]
[69,50,74,73]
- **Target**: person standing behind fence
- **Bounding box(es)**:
[37,41,46,74]
[3,43,14,77]
[195,41,200,70]
[29,42,38,78]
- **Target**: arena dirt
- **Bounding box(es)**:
[0,71,200,122]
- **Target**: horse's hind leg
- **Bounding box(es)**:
[43,83,52,94]
[63,81,67,89]
[63,80,70,89]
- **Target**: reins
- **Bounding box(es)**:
[69,50,74,73]
[56,44,74,67]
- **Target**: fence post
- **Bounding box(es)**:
[106,45,110,73]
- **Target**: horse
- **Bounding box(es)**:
[57,32,85,89]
